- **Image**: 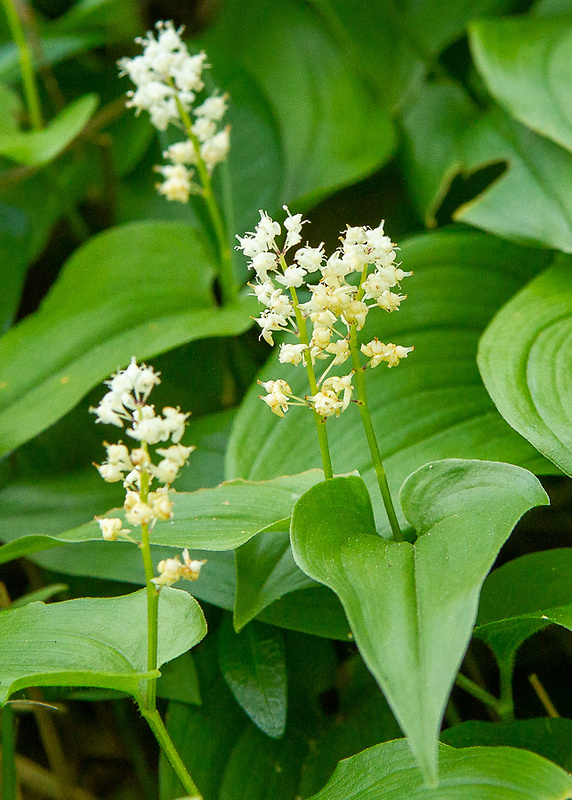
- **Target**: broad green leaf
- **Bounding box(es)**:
[475,548,572,664]
[0,471,323,565]
[291,461,547,782]
[400,82,478,226]
[227,230,554,531]
[470,15,572,152]
[305,738,572,799]
[0,467,349,640]
[442,718,572,773]
[478,259,572,475]
[455,109,572,252]
[218,616,287,738]
[0,221,256,457]
[234,523,314,631]
[0,94,98,166]
[307,0,516,113]
[0,587,206,705]
[201,0,395,230]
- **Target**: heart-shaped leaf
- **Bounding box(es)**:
[0,93,98,165]
[290,460,547,782]
[304,738,572,799]
[470,15,572,153]
[478,258,572,475]
[0,220,256,458]
[0,587,206,705]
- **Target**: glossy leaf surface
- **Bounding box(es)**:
[0,472,323,565]
[291,461,547,781]
[478,258,572,475]
[0,588,206,705]
[470,15,572,152]
[305,739,572,799]
[218,617,287,738]
[0,221,255,457]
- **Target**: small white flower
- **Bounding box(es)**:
[311,390,342,418]
[155,443,195,467]
[156,164,192,203]
[125,500,154,526]
[195,94,227,120]
[275,265,307,288]
[97,517,129,542]
[279,343,308,365]
[162,407,190,443]
[201,128,230,172]
[259,379,292,417]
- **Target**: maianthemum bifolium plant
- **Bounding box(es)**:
[1,2,572,799]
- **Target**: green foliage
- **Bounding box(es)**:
[290,461,547,782]
[0,587,206,704]
[305,739,572,799]
[1,0,572,796]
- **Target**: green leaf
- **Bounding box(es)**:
[307,0,516,113]
[234,523,315,631]
[218,616,287,738]
[0,93,98,166]
[400,82,478,226]
[0,221,256,457]
[0,471,323,565]
[290,461,547,782]
[455,109,572,252]
[0,587,206,705]
[475,548,572,664]
[478,258,572,475]
[304,738,572,799]
[201,0,395,230]
[228,230,554,531]
[0,35,103,84]
[442,718,572,773]
[470,15,572,153]
[156,652,201,706]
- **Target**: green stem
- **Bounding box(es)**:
[2,0,43,129]
[140,706,203,799]
[498,654,515,720]
[455,673,507,717]
[1,704,18,800]
[173,94,237,305]
[289,284,334,479]
[348,325,402,539]
[138,459,159,712]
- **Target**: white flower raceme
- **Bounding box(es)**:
[236,212,414,420]
[119,20,230,203]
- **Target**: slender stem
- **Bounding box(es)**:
[173,94,237,305]
[2,704,18,800]
[529,673,559,718]
[2,0,43,129]
[138,457,159,712]
[140,706,203,799]
[289,284,334,479]
[455,673,506,716]
[348,325,402,539]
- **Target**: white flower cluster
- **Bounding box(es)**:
[118,21,230,203]
[152,548,206,587]
[237,210,414,418]
[91,359,202,588]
